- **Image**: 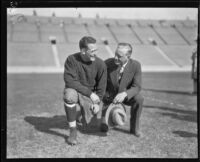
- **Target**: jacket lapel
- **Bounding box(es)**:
[110,65,120,89]
[118,60,132,92]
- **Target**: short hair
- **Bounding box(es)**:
[117,42,132,56]
[79,36,96,49]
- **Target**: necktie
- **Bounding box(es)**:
[118,66,124,83]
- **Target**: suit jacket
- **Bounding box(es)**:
[104,58,142,103]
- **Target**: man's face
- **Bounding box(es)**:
[84,43,98,61]
[114,46,130,66]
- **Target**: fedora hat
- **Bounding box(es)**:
[104,103,127,128]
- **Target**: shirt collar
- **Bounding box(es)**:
[122,60,129,69]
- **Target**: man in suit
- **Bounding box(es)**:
[63,36,107,145]
[101,42,144,137]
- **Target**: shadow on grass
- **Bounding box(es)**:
[112,127,130,135]
[24,115,68,140]
[173,130,197,138]
[77,116,107,137]
[24,115,106,142]
[143,88,195,96]
[144,105,197,123]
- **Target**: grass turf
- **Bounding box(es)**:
[6,72,198,158]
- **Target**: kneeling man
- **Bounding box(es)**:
[101,43,144,137]
[63,36,107,145]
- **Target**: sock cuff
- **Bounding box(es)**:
[69,121,76,127]
[64,102,76,108]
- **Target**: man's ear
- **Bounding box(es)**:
[81,48,86,54]
[126,53,131,59]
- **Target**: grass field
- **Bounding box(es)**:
[7,72,198,158]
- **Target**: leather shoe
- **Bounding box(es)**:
[67,127,77,145]
[100,123,109,133]
[134,131,142,137]
[130,128,142,137]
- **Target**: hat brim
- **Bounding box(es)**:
[104,103,127,128]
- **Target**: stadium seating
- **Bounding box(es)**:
[62,17,75,24]
[73,18,95,25]
[132,26,165,45]
[50,16,67,24]
[39,23,66,43]
[13,21,37,32]
[95,18,118,26]
[7,43,55,66]
[26,16,38,23]
[175,26,197,45]
[159,45,196,66]
[153,26,188,45]
[110,25,142,44]
[12,31,39,42]
[35,16,51,24]
[137,19,161,27]
[182,19,197,27]
[160,20,184,27]
[116,19,139,26]
[64,24,88,33]
[87,24,117,44]
[129,45,173,66]
[7,16,197,70]
[63,24,89,43]
[12,22,39,42]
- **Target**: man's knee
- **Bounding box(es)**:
[63,88,78,104]
[126,93,144,105]
[133,94,144,104]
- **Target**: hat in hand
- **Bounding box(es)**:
[104,103,127,128]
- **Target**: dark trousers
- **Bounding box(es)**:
[103,93,144,133]
[124,93,144,133]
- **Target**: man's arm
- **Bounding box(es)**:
[64,57,92,97]
[95,62,107,101]
[125,62,142,100]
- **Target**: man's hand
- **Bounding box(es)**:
[90,104,100,114]
[113,92,127,104]
[90,93,100,104]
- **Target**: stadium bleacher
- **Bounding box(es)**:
[175,26,197,45]
[132,26,165,45]
[159,45,196,66]
[116,19,139,26]
[159,20,184,27]
[110,25,142,44]
[95,18,118,26]
[153,26,188,45]
[64,24,89,43]
[129,45,173,66]
[137,19,161,27]
[87,24,117,44]
[7,15,198,70]
[73,18,95,25]
[182,19,197,27]
[12,22,39,42]
[39,23,66,43]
